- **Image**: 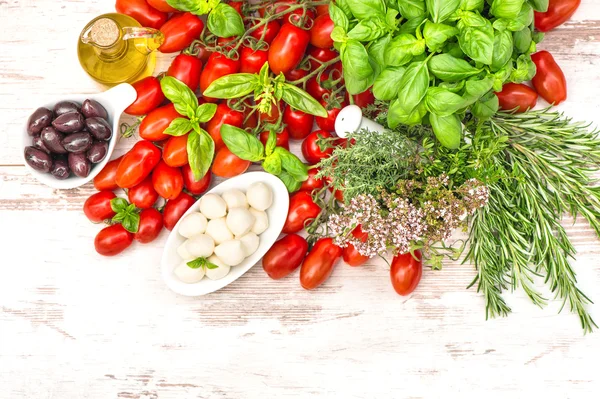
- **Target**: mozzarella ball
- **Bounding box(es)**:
[178,212,208,238]
[205,255,231,280]
[199,194,227,219]
[222,189,248,209]
[177,241,195,260]
[185,234,215,258]
[239,232,259,257]
[205,217,234,244]
[226,207,256,237]
[214,240,246,266]
[174,262,205,284]
[246,182,273,211]
[250,208,269,235]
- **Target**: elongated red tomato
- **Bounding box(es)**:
[282,191,321,234]
[128,176,159,209]
[262,234,309,280]
[259,128,290,150]
[116,141,162,188]
[316,100,344,132]
[240,47,269,74]
[496,83,538,113]
[162,134,189,167]
[300,167,324,192]
[159,13,204,53]
[283,106,314,140]
[268,23,310,75]
[206,103,244,150]
[535,0,581,32]
[212,147,251,178]
[390,250,423,296]
[342,226,370,267]
[163,192,195,231]
[84,191,117,223]
[200,53,241,101]
[94,224,134,257]
[115,0,167,29]
[302,130,334,165]
[310,14,334,49]
[124,77,165,116]
[139,104,182,142]
[531,51,567,105]
[167,54,203,92]
[135,208,164,244]
[249,20,280,44]
[300,238,343,290]
[182,164,212,195]
[152,160,184,200]
[93,156,123,191]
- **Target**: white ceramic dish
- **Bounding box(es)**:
[22,83,137,189]
[161,172,290,297]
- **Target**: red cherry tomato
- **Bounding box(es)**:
[282,191,321,234]
[162,134,189,167]
[259,101,282,124]
[342,226,370,267]
[306,72,331,102]
[268,23,310,75]
[308,46,339,70]
[200,52,241,101]
[249,20,281,44]
[206,103,244,150]
[140,104,182,142]
[283,106,314,140]
[300,167,324,192]
[300,237,342,290]
[496,83,538,113]
[94,224,134,257]
[93,156,123,191]
[284,68,308,82]
[534,0,581,32]
[316,4,329,16]
[163,192,196,231]
[115,0,167,29]
[116,141,162,189]
[135,208,164,244]
[531,51,567,105]
[128,176,159,209]
[302,130,334,165]
[351,89,375,109]
[152,160,184,200]
[217,36,237,50]
[262,234,309,279]
[182,164,212,195]
[167,54,203,92]
[316,100,344,132]
[229,0,244,16]
[159,13,204,53]
[240,47,269,74]
[310,14,334,49]
[258,0,295,17]
[212,146,251,178]
[390,250,423,296]
[124,77,165,116]
[147,0,177,12]
[83,191,117,223]
[259,128,290,150]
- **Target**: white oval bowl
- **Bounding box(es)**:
[161,172,289,297]
[22,83,137,189]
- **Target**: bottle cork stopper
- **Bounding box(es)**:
[90,18,120,47]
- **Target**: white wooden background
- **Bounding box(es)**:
[1,1,600,398]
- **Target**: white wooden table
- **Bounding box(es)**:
[1,1,600,398]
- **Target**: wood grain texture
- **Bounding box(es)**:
[1,1,600,398]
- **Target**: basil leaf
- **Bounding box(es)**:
[165,118,193,137]
[278,171,303,193]
[329,3,350,31]
[346,0,386,20]
[444,42,465,58]
[161,76,198,118]
[221,124,265,162]
[396,60,429,113]
[426,0,460,23]
[167,0,213,15]
[471,92,499,120]
[205,261,219,270]
[429,113,462,149]
[263,153,282,175]
[463,77,494,105]
[281,83,328,118]
[510,54,536,83]
[331,26,348,43]
[491,30,513,72]
[491,0,525,19]
[457,13,494,65]
[121,212,140,234]
[496,3,534,32]
[203,73,259,99]
[388,99,428,127]
[187,257,207,269]
[265,130,277,156]
[341,40,374,79]
[274,147,308,182]
[385,34,425,66]
[207,3,245,38]
[530,0,548,12]
[459,0,484,11]
[398,16,426,34]
[493,62,513,91]
[336,0,354,18]
[188,129,215,180]
[345,72,375,95]
[368,34,392,68]
[513,28,532,54]
[428,54,481,81]
[397,0,426,19]
[425,87,466,117]
[423,21,459,51]
[373,66,405,100]
[439,80,466,93]
[111,198,129,213]
[348,18,387,41]
[195,103,218,123]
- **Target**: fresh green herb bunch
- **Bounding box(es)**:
[329,0,547,148]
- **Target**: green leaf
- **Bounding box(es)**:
[281,83,328,118]
[110,198,129,213]
[491,0,525,19]
[423,21,459,51]
[121,213,140,234]
[491,30,513,71]
[385,34,425,66]
[463,77,494,105]
[331,26,348,43]
[278,171,303,193]
[388,98,427,127]
[426,0,460,23]
[373,66,405,101]
[263,153,282,175]
[429,113,462,149]
[398,16,426,34]
[195,103,218,123]
[265,130,277,156]
[329,3,350,31]
[471,92,499,120]
[164,118,193,137]
[187,129,215,181]
[425,87,466,117]
[348,18,387,41]
[207,3,244,38]
[530,0,548,12]
[397,0,426,18]
[346,0,386,20]
[203,73,259,99]
[341,40,374,79]
[396,60,429,114]
[187,257,218,269]
[160,76,198,118]
[167,0,217,15]
[457,12,494,65]
[274,147,308,182]
[221,124,265,162]
[428,54,481,82]
[510,54,536,83]
[513,28,532,54]
[368,34,392,68]
[459,0,484,11]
